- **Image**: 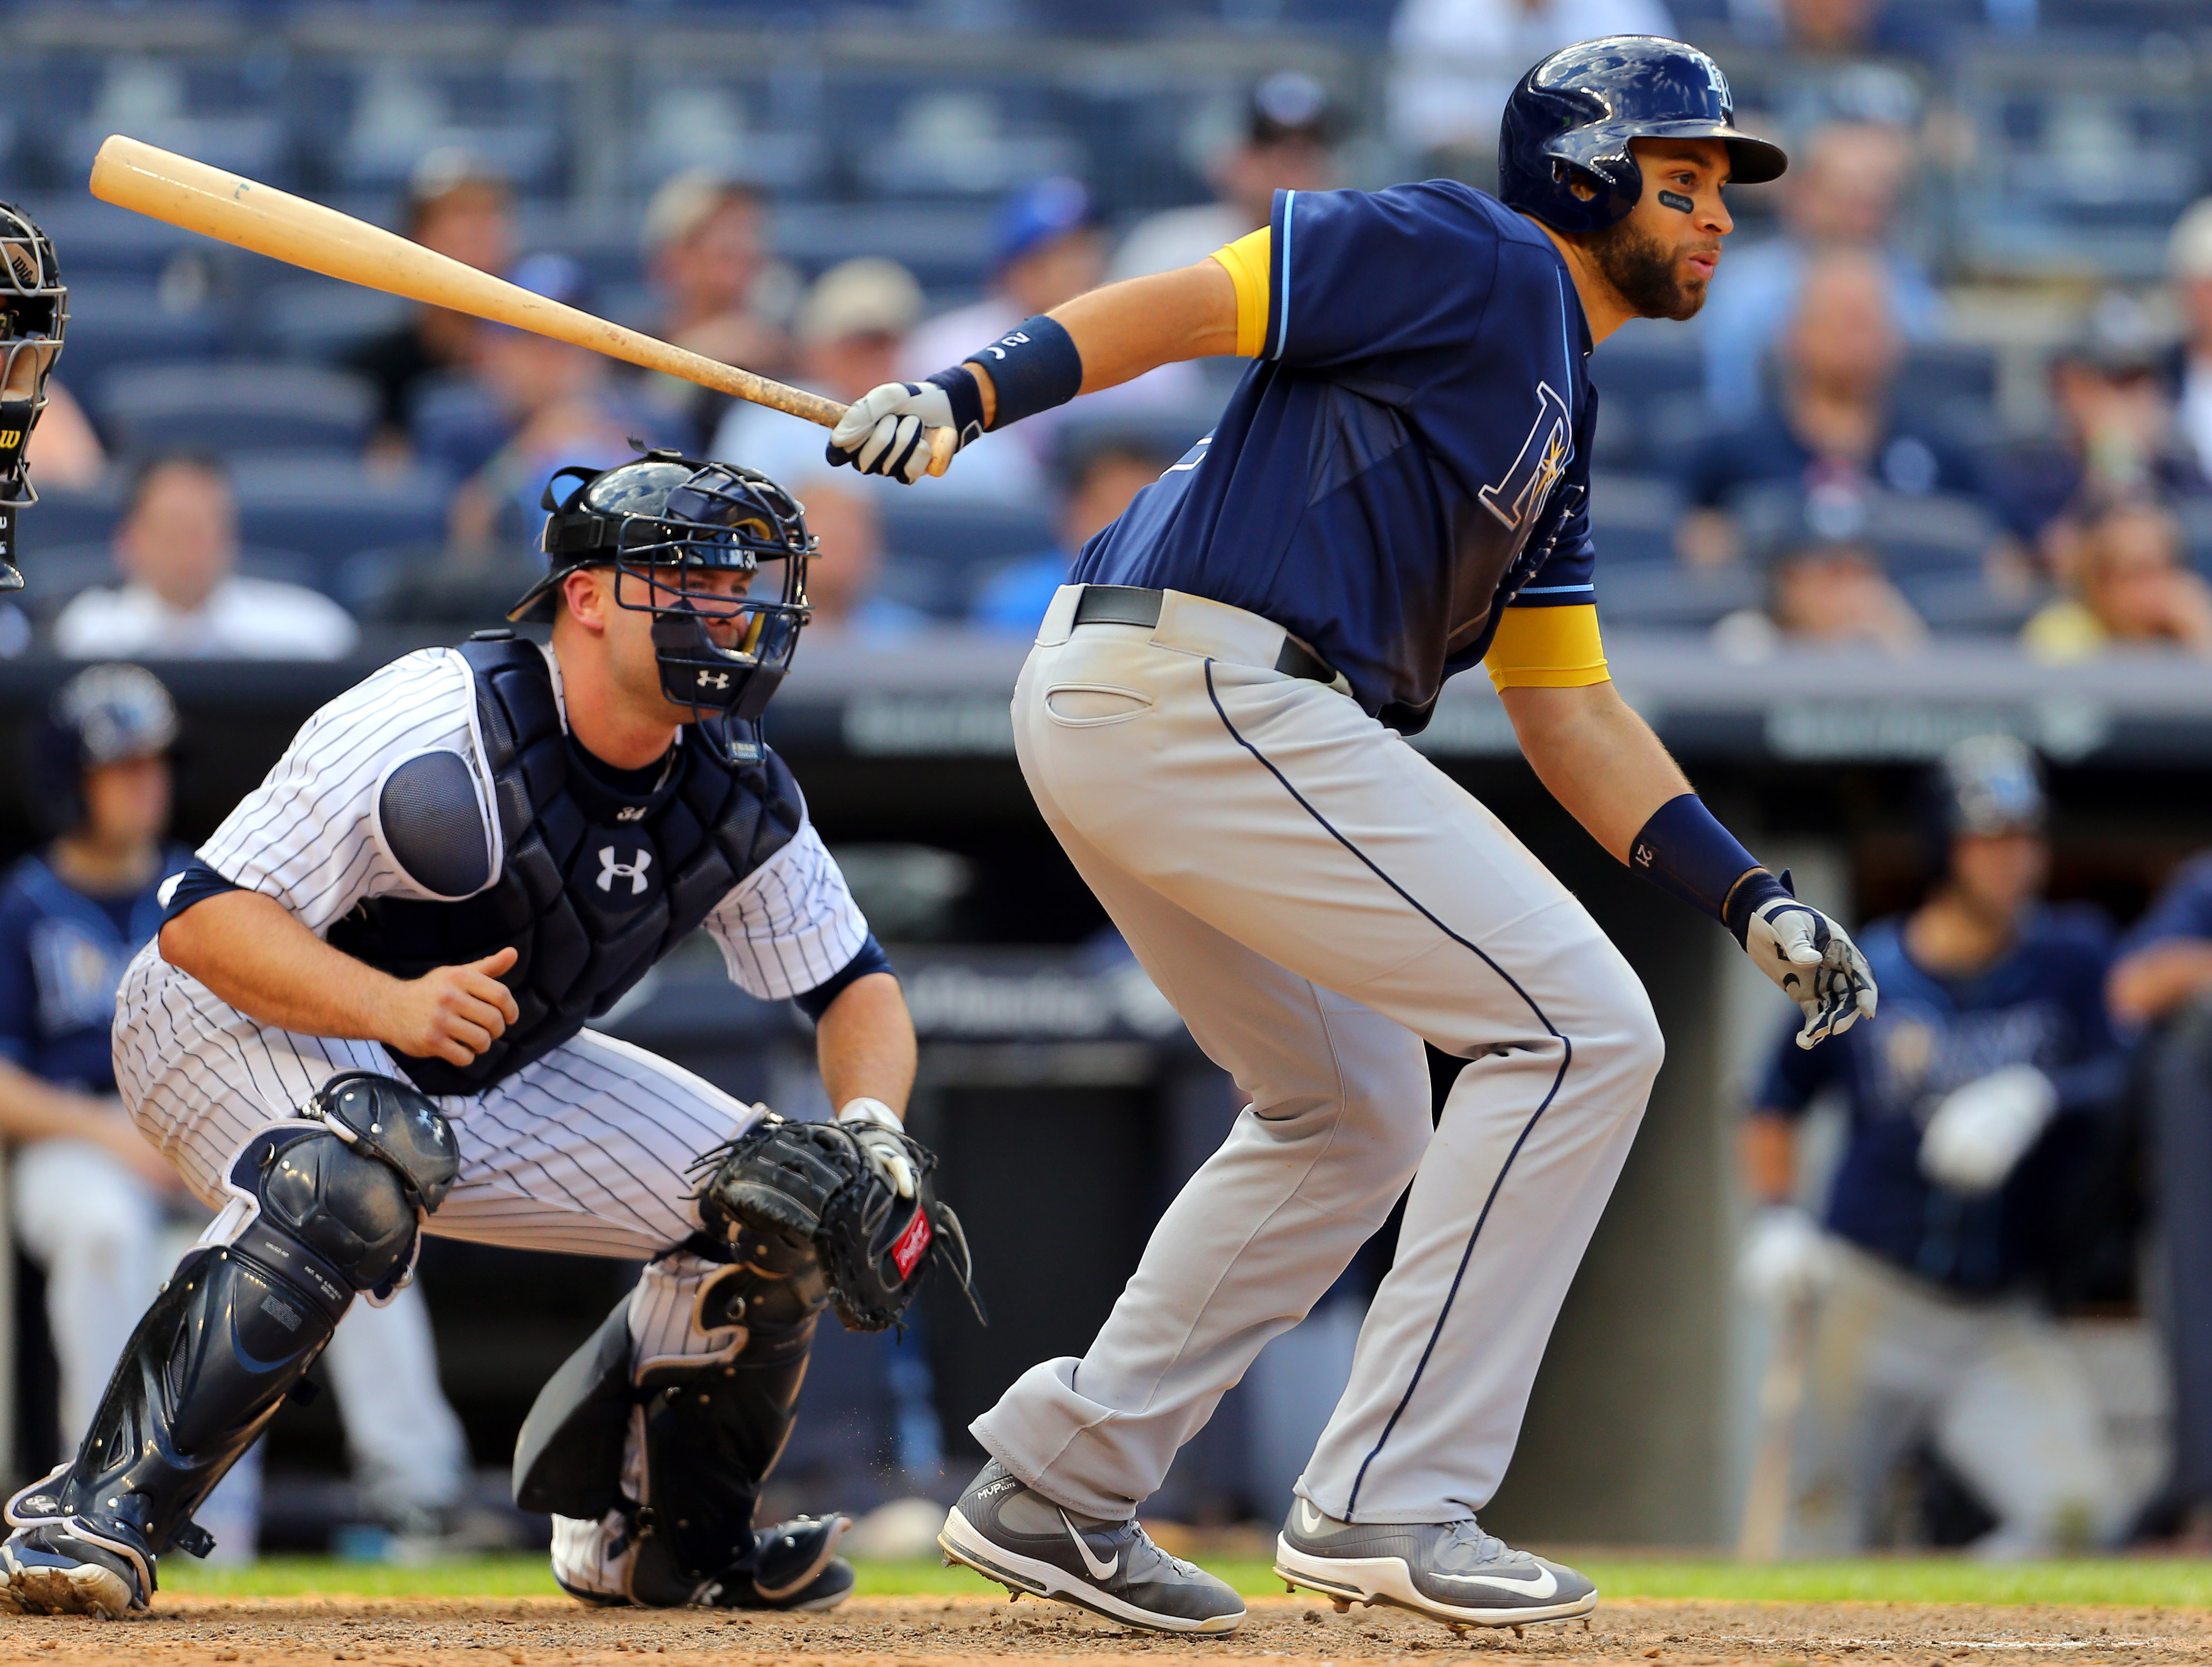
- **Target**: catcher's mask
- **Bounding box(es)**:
[0,203,67,590]
[509,449,815,727]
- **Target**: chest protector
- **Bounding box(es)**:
[325,639,803,1097]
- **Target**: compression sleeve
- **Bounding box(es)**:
[1210,228,1272,360]
[792,933,895,1022]
[1484,603,1609,692]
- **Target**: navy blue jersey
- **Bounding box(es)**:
[2121,851,2212,957]
[1755,907,2124,1295]
[1073,182,1598,735]
[0,849,184,1095]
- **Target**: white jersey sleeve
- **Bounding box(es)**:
[195,649,488,935]
[702,821,870,1002]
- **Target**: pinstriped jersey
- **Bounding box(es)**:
[190,645,867,1007]
[1073,182,1598,735]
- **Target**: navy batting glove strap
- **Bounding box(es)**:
[1629,792,1769,943]
[923,366,987,448]
[966,314,1083,431]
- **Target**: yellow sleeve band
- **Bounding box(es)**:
[1484,603,1611,692]
[1210,228,1272,360]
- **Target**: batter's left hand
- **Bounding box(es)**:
[1740,886,1877,1050]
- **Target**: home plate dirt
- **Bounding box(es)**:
[4,1593,2211,1666]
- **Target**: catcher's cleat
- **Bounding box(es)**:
[1274,1498,1596,1629]
[938,1460,1245,1635]
[0,1500,150,1618]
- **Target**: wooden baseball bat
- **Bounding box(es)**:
[87,134,953,475]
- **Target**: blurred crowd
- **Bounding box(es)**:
[8,0,2212,667]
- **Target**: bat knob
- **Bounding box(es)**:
[925,425,957,478]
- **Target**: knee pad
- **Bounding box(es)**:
[231,1072,459,1296]
[252,1131,419,1295]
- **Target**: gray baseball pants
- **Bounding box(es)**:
[972,586,1664,1525]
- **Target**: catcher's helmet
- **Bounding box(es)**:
[1499,37,1786,237]
[509,449,814,724]
[0,202,67,590]
[25,663,177,837]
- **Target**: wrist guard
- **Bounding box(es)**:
[922,367,987,449]
[965,314,1083,430]
[1629,792,1772,944]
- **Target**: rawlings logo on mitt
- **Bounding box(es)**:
[694,1114,985,1333]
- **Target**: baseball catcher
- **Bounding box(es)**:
[0,201,68,590]
[0,451,975,1618]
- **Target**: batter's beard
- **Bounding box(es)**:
[1584,218,1708,322]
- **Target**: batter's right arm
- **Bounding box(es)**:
[827,258,1238,482]
[160,890,519,1069]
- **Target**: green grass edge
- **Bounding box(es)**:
[159,1554,2212,1608]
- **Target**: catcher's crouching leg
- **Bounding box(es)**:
[515,1240,852,1611]
[0,1073,457,1616]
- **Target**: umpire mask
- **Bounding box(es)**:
[513,450,816,732]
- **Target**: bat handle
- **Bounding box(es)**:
[926,425,957,478]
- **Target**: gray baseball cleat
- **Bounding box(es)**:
[1274,1497,1596,1629]
[938,1460,1246,1635]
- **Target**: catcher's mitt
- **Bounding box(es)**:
[695,1113,985,1333]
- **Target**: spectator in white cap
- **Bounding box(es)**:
[715,258,1042,506]
[2169,198,2212,482]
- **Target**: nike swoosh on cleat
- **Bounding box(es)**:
[1058,1511,1119,1582]
[1294,1500,1326,1536]
[1435,1565,1559,1600]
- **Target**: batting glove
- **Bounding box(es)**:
[1917,1064,2058,1195]
[826,371,983,484]
[837,1096,917,1199]
[1736,1203,1835,1310]
[1740,881,1877,1050]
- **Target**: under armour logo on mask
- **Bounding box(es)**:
[698,670,729,689]
[596,845,653,896]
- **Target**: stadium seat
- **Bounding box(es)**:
[1598,562,1761,630]
[95,363,378,459]
[20,482,124,553]
[254,279,411,363]
[878,498,1058,619]
[54,277,225,390]
[227,456,452,571]
[1587,473,1683,566]
[1729,484,1999,576]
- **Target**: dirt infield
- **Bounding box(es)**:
[3,1592,2208,1666]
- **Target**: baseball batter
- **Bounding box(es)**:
[0,453,973,1618]
[829,37,1876,1635]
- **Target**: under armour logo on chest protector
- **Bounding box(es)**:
[595,844,654,896]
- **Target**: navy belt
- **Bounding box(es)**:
[1071,585,1340,686]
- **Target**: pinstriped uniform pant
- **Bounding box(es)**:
[112,938,761,1452]
[969,586,1665,1526]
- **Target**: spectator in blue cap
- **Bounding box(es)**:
[905,178,1205,484]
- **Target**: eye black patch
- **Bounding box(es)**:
[1658,189,1695,213]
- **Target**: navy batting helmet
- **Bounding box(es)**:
[25,663,177,837]
[1922,734,2044,873]
[510,449,814,725]
[1499,37,1787,237]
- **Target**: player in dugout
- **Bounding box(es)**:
[0,665,473,1557]
[1740,736,2128,1556]
[0,451,978,1618]
[827,35,1872,1636]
